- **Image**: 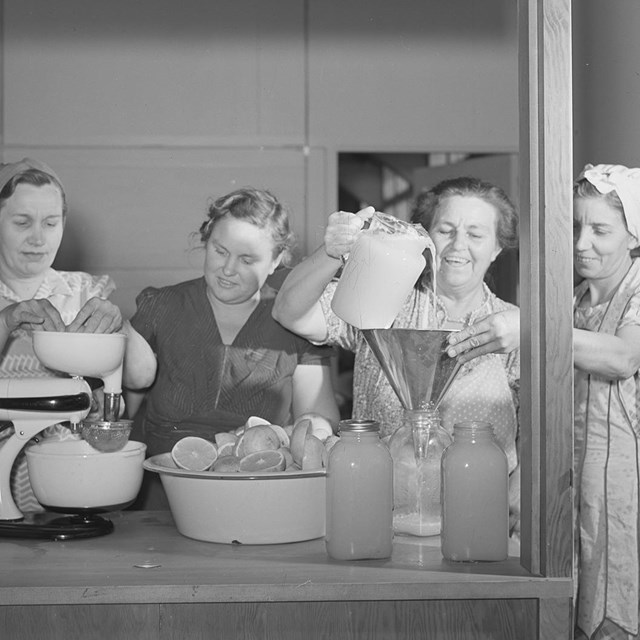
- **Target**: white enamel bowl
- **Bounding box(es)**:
[143,453,326,545]
[26,439,146,511]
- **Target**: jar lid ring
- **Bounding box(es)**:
[338,419,380,433]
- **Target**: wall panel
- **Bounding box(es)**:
[1,0,519,312]
[2,0,305,146]
[308,0,518,152]
[5,147,306,317]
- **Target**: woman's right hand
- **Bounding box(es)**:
[66,297,122,334]
[324,206,375,260]
[0,299,66,334]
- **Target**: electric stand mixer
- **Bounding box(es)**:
[0,332,146,540]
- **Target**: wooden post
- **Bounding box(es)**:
[518,0,574,580]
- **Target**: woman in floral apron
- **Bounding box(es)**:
[573,164,640,639]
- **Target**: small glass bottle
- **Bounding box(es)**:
[388,405,452,537]
[325,419,393,560]
[441,421,509,562]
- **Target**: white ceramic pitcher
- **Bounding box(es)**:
[331,212,433,329]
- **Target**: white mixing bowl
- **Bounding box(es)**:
[26,439,146,511]
[144,453,326,545]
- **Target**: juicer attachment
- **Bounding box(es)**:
[361,328,462,410]
[32,331,128,449]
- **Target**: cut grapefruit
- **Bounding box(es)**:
[212,454,241,472]
[239,449,286,473]
[242,424,280,454]
[171,436,218,471]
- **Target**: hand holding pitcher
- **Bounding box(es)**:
[323,206,374,261]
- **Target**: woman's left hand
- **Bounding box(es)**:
[446,309,520,363]
[66,297,123,334]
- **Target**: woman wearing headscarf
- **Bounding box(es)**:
[0,158,122,513]
[570,164,640,639]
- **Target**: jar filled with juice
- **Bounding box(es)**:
[325,419,393,560]
[331,212,434,329]
[441,421,509,562]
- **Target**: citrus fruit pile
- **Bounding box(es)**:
[170,412,340,473]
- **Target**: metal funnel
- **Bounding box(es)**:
[362,329,462,410]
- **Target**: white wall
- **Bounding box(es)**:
[0,0,518,318]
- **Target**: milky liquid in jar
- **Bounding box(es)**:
[441,421,509,562]
[325,419,393,560]
[331,215,432,330]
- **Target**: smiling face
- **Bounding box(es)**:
[573,196,635,285]
[204,215,283,305]
[429,195,502,296]
[0,183,65,283]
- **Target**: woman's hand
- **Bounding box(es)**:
[66,297,123,334]
[324,206,374,260]
[0,299,66,333]
[446,309,520,363]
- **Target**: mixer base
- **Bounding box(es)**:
[0,512,114,540]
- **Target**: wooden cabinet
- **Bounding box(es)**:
[0,511,572,640]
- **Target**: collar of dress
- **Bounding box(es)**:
[0,269,74,302]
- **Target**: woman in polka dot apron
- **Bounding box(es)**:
[273,176,520,535]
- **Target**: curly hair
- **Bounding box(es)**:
[410,176,519,251]
[198,187,295,265]
[409,176,519,291]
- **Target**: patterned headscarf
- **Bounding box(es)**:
[579,163,640,246]
[0,157,63,195]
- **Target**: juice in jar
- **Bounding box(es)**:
[325,419,393,560]
[441,421,509,562]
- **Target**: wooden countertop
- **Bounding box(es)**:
[0,510,572,606]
